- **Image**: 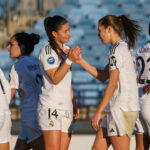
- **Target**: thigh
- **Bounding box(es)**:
[60,132,71,150]
[135,133,149,150]
[110,135,130,150]
[0,142,9,150]
[42,130,61,150]
[92,127,110,150]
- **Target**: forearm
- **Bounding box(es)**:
[96,82,117,114]
[96,69,119,113]
[47,61,71,85]
[79,58,108,82]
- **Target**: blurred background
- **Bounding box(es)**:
[0,0,150,136]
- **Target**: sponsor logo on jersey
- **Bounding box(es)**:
[47,57,55,64]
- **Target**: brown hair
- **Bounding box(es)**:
[98,15,141,49]
[44,16,68,59]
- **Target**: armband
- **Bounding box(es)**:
[65,58,72,65]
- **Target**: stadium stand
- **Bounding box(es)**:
[0,0,150,133]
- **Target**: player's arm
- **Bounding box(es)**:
[9,65,18,101]
[77,57,109,82]
[91,69,119,130]
[45,46,80,85]
[95,69,119,113]
[11,88,16,99]
[71,87,79,120]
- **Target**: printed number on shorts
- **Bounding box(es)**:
[0,79,5,94]
[137,56,150,79]
[48,109,58,119]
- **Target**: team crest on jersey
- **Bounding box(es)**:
[47,57,55,64]
[49,120,54,127]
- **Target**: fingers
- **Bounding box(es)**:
[64,49,70,55]
[73,108,80,120]
[69,47,73,54]
[68,45,81,62]
[72,45,81,56]
[143,85,150,95]
[91,119,99,131]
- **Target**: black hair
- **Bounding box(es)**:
[98,15,141,49]
[13,32,40,55]
[44,15,68,59]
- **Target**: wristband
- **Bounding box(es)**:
[65,58,72,65]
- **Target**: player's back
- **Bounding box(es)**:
[12,56,42,121]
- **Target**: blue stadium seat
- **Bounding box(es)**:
[0,6,5,19]
[78,0,101,6]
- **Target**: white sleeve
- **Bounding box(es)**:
[0,68,11,104]
[39,46,59,71]
[109,47,122,71]
[9,65,19,89]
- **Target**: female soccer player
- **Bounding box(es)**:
[38,16,80,150]
[7,32,45,150]
[135,24,150,150]
[75,15,141,150]
[0,68,11,150]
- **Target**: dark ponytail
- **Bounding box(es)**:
[118,15,141,49]
[14,32,40,55]
[44,16,68,60]
[99,15,141,49]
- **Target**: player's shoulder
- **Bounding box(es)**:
[40,42,55,55]
[136,42,150,55]
[110,40,127,55]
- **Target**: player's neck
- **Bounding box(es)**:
[111,36,122,46]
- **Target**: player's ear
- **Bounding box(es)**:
[107,26,113,33]
[52,31,57,38]
[20,44,25,55]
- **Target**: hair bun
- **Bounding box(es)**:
[30,33,40,44]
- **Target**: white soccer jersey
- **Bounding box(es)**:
[136,42,150,100]
[38,42,73,110]
[106,40,140,112]
[136,42,150,83]
[10,56,42,123]
[0,68,11,114]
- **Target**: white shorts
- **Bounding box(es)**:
[135,107,150,136]
[19,121,42,144]
[135,113,147,134]
[100,110,138,137]
[38,107,73,133]
[0,113,11,143]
